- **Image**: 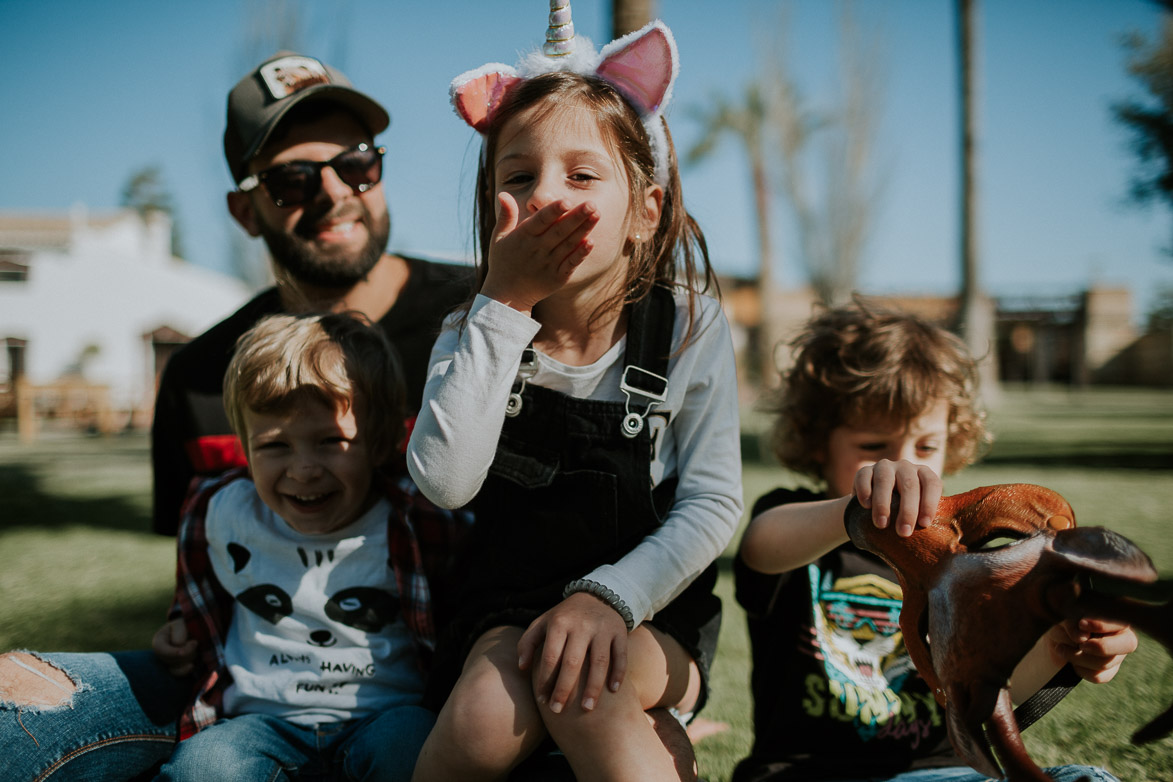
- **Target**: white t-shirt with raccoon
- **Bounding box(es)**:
[206,479,424,725]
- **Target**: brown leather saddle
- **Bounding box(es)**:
[843,483,1172,781]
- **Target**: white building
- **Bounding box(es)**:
[0,206,252,428]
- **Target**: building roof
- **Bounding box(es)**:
[0,210,135,252]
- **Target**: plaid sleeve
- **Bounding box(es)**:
[385,473,472,669]
[174,467,247,739]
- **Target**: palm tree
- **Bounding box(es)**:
[767,4,885,309]
[121,165,185,259]
[956,0,999,394]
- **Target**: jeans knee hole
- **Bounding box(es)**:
[0,652,79,709]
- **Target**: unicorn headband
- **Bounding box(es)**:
[449,1,680,186]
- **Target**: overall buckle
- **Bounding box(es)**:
[619,365,668,438]
[505,348,539,417]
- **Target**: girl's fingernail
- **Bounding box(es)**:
[550,701,563,714]
[610,680,620,692]
[536,693,547,705]
[582,697,595,711]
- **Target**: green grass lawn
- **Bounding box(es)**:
[0,430,175,652]
[1,387,1171,780]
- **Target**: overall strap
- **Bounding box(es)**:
[618,285,676,438]
[624,284,676,376]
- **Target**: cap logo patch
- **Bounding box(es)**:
[260,55,331,100]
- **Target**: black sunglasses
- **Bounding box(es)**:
[237,143,385,207]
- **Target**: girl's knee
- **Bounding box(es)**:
[460,653,529,709]
[539,675,647,744]
[422,661,543,776]
[448,629,537,728]
[444,667,533,748]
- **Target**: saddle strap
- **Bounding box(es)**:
[1013,663,1080,732]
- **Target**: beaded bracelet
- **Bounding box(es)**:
[563,578,635,631]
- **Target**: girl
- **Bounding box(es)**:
[407,6,742,782]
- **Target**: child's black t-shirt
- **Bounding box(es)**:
[731,487,959,782]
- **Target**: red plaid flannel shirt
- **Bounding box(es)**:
[172,468,469,739]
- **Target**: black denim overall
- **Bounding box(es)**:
[428,286,721,709]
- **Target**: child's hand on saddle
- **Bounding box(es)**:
[517,591,628,714]
[1044,617,1138,684]
[853,459,942,538]
[481,193,600,314]
[151,618,198,677]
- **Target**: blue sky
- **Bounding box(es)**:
[3,0,1169,319]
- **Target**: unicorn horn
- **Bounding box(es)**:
[542,0,575,57]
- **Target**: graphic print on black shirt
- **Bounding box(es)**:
[801,564,938,746]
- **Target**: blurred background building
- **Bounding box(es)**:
[0,209,249,438]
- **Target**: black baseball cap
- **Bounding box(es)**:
[224,51,390,184]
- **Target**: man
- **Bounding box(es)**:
[152,50,470,535]
[0,52,469,782]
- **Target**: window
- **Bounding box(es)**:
[0,253,29,283]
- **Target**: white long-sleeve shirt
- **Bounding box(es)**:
[407,291,743,626]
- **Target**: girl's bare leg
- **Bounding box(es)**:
[539,624,701,782]
[412,626,547,782]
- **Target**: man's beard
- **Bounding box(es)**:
[259,201,391,289]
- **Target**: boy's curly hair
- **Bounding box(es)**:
[766,297,989,480]
[223,312,405,470]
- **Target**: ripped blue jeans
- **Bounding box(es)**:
[0,650,184,781]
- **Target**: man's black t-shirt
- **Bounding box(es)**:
[150,256,472,535]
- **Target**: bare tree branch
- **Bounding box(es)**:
[766,0,887,306]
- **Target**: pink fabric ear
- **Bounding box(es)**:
[452,70,522,132]
[595,24,675,115]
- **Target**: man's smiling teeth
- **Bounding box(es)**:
[321,221,356,234]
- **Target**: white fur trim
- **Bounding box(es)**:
[448,62,518,121]
[451,21,680,185]
[518,35,601,78]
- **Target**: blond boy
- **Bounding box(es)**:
[158,313,461,782]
